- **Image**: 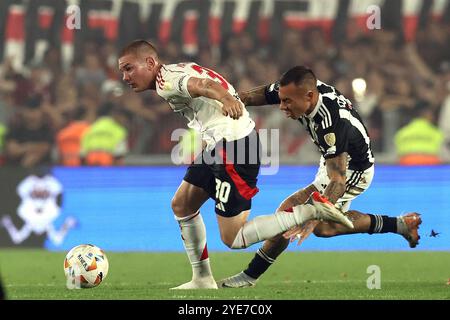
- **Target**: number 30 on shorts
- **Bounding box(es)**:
[215,178,231,203]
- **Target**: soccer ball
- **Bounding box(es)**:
[64,244,109,289]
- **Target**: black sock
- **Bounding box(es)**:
[368,214,397,234]
[243,248,275,279]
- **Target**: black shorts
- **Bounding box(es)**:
[183,130,261,217]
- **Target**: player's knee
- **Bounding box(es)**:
[221,234,236,249]
[221,229,245,249]
[313,223,338,238]
[171,195,185,217]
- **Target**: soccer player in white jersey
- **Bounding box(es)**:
[118,40,354,289]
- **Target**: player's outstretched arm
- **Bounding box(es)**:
[239,82,281,106]
[187,77,243,119]
[238,85,269,106]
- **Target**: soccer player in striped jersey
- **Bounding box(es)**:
[118,42,353,290]
[218,66,422,288]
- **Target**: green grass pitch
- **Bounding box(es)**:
[1,249,449,300]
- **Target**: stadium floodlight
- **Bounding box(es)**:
[352,78,367,102]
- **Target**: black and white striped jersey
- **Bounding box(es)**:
[265,80,374,171]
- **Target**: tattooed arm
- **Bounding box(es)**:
[324,153,348,204]
[187,77,243,119]
[238,85,268,106]
[277,184,318,211]
[239,82,280,106]
[283,153,349,244]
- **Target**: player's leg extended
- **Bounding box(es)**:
[171,180,216,289]
[313,210,422,248]
[216,190,352,250]
[216,203,318,249]
[311,166,422,247]
[217,185,317,288]
[213,132,335,248]
[306,162,422,248]
[261,184,318,255]
[313,210,369,236]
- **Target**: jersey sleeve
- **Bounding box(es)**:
[317,119,350,159]
[264,81,281,104]
[157,67,192,100]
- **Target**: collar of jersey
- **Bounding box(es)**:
[304,93,322,120]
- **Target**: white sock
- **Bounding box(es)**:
[231,204,317,249]
[175,211,214,280]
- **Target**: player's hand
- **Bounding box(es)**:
[220,96,243,120]
[283,220,320,246]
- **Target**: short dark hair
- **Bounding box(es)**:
[119,39,158,58]
[279,66,316,87]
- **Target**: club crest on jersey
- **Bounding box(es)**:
[324,133,336,147]
[164,82,173,91]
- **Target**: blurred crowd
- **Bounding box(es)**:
[0,19,450,167]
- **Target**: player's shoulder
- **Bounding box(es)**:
[317,80,340,104]
[157,63,191,91]
[313,80,351,130]
[163,62,195,71]
[317,80,335,94]
[316,81,340,113]
[156,63,194,97]
[159,62,194,77]
[316,79,350,115]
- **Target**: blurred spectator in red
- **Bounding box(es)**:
[12,64,52,108]
[4,95,54,168]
